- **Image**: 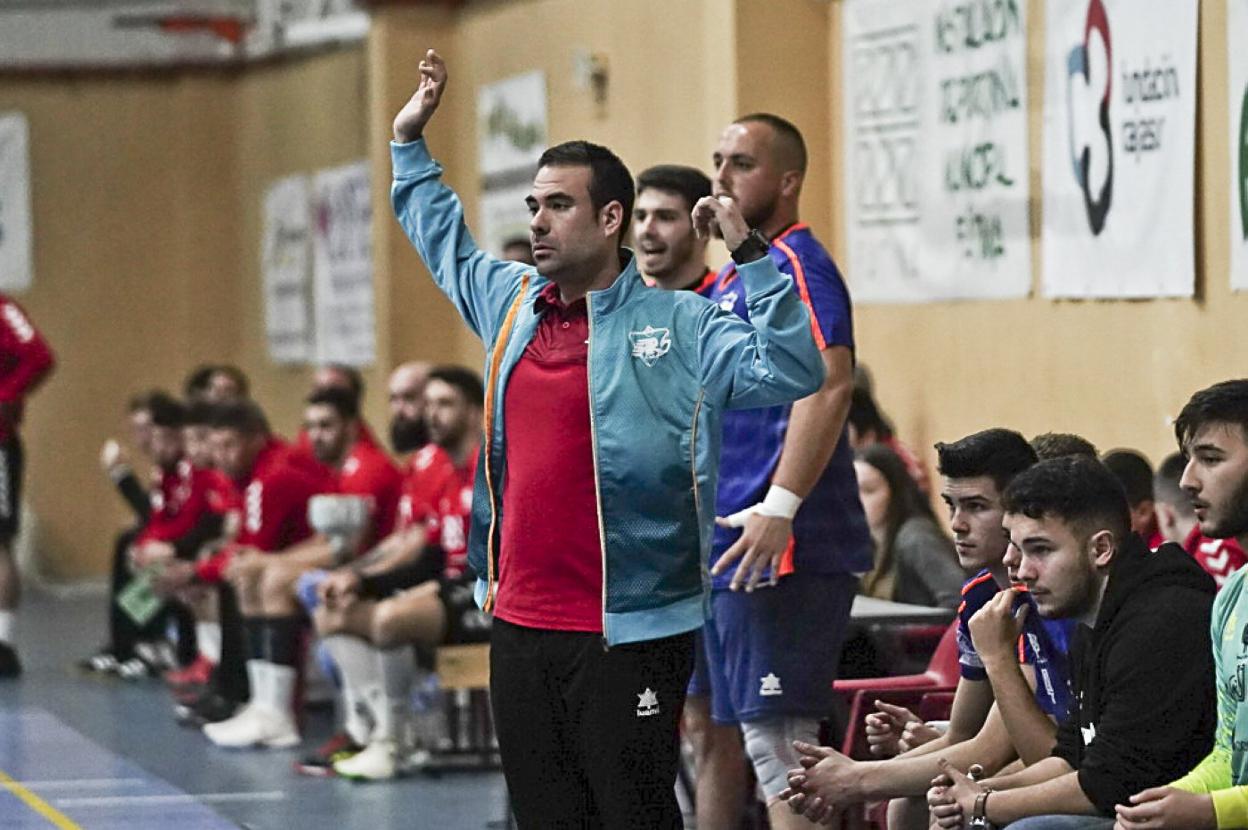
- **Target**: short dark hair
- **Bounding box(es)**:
[146,391,185,429]
[1174,380,1248,450]
[183,399,217,428]
[210,400,270,436]
[183,365,217,399]
[211,365,250,398]
[848,387,893,441]
[1003,456,1132,542]
[538,140,635,240]
[1031,432,1099,461]
[636,165,712,214]
[1154,452,1195,516]
[736,112,808,173]
[321,364,364,403]
[306,386,360,421]
[935,428,1037,493]
[427,365,484,408]
[1102,449,1154,507]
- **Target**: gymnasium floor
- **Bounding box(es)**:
[0,590,510,829]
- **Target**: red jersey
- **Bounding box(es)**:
[0,294,54,442]
[1184,525,1248,589]
[195,438,332,583]
[335,438,403,549]
[397,444,457,530]
[493,284,603,633]
[136,458,229,545]
[425,447,478,580]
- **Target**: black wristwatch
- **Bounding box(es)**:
[730,228,770,264]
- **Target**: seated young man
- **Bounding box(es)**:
[922,455,1216,830]
[781,429,1076,829]
[308,366,484,780]
[205,388,401,749]
[1154,451,1247,587]
[83,393,228,678]
[1101,449,1162,547]
[161,400,331,745]
[1115,380,1248,830]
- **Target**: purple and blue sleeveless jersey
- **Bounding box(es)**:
[957,569,1076,719]
[703,224,873,589]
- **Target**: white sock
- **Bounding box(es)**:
[324,634,380,744]
[196,622,221,663]
[244,659,269,707]
[267,663,298,720]
[0,610,13,644]
[374,646,414,742]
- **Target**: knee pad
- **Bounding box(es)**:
[741,716,821,802]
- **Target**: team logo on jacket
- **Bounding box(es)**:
[629,326,672,366]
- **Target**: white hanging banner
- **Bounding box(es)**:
[311,161,375,367]
[842,0,1032,303]
[1041,0,1197,298]
[261,174,313,364]
[0,113,33,294]
[1230,0,1248,291]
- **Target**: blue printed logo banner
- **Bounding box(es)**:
[1230,0,1248,292]
[842,0,1031,303]
[1041,0,1197,298]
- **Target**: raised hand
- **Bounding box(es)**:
[393,49,448,143]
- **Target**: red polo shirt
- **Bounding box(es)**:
[492,283,603,632]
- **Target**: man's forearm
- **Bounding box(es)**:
[276,536,336,570]
[982,770,1099,825]
[772,347,852,497]
[982,659,1057,765]
[860,712,1016,799]
[351,527,425,578]
[982,756,1074,792]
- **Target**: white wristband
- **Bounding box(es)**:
[760,485,802,520]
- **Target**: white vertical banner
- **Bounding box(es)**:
[1230,0,1248,291]
[0,113,32,294]
[842,0,1031,302]
[921,0,1031,298]
[311,161,375,367]
[1041,0,1198,298]
[477,71,547,258]
[261,175,313,364]
[842,0,924,302]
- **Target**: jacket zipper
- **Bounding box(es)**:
[585,292,610,648]
[481,276,531,613]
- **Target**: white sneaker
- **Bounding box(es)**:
[333,739,401,780]
[203,704,299,749]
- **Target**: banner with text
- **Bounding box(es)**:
[1230,0,1248,291]
[1041,0,1197,298]
[842,0,1031,303]
[261,175,313,364]
[0,113,32,293]
[312,161,375,367]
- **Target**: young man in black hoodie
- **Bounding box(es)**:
[927,455,1216,830]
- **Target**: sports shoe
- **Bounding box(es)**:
[135,640,177,672]
[175,691,239,728]
[165,655,215,690]
[293,732,363,777]
[116,657,153,681]
[204,704,299,749]
[76,650,120,676]
[333,739,402,781]
[0,642,21,679]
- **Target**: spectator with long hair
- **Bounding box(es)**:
[855,444,963,609]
